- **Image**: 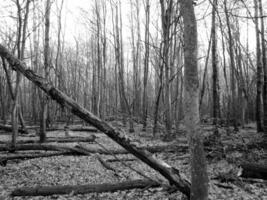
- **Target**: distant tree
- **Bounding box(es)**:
[142,0,150,131]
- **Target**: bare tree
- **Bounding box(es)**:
[211,0,220,129]
[181,0,209,199]
[259,0,267,135]
[142,0,150,131]
[254,0,263,132]
[40,0,51,142]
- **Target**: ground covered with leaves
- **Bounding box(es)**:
[0,121,266,200]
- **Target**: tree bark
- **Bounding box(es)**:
[254,0,263,132]
[181,0,209,199]
[259,0,267,136]
[224,0,238,131]
[211,0,220,128]
[40,0,51,142]
[11,179,160,197]
[0,136,96,144]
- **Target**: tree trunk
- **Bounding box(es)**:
[254,0,263,132]
[11,179,160,197]
[259,0,267,136]
[181,0,209,199]
[40,0,51,142]
[211,0,219,128]
[160,0,172,135]
[142,0,150,131]
[224,0,238,131]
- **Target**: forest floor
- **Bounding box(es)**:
[0,120,266,200]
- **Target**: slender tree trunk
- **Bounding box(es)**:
[254,0,263,132]
[142,0,150,131]
[181,0,209,199]
[211,0,219,129]
[160,0,172,135]
[40,0,51,142]
[224,0,238,131]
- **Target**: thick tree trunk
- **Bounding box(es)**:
[259,0,267,136]
[181,0,209,200]
[11,179,160,197]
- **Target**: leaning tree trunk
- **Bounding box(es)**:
[181,0,209,200]
[0,44,191,198]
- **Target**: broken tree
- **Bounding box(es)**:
[0,44,191,198]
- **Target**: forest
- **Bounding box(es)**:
[0,0,266,199]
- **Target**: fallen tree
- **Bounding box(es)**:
[0,143,186,154]
[0,44,191,198]
[0,152,74,166]
[0,124,28,134]
[239,162,267,180]
[0,136,96,144]
[11,179,160,196]
[47,126,98,133]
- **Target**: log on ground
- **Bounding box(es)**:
[0,124,28,134]
[11,179,160,196]
[0,144,91,155]
[0,152,76,166]
[0,45,191,198]
[47,127,98,133]
[0,136,96,144]
[75,143,188,155]
[240,162,267,180]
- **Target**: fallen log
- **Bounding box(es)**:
[75,144,188,155]
[0,144,92,156]
[0,45,190,198]
[46,127,98,133]
[239,162,267,180]
[11,179,160,196]
[0,124,28,134]
[0,143,186,155]
[0,136,96,144]
[0,152,75,166]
